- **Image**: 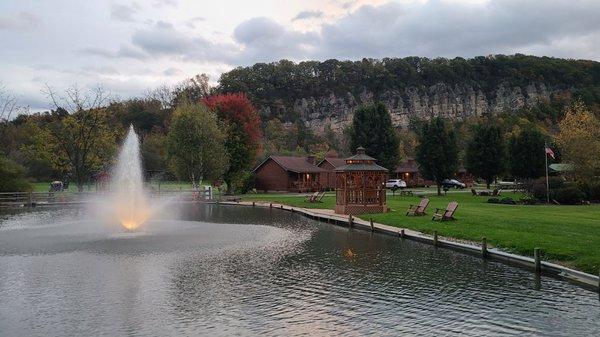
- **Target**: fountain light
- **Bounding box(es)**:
[111,125,150,231]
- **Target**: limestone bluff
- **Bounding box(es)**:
[217,55,599,134]
[287,82,554,133]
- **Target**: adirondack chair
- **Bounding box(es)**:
[432,201,458,221]
[313,191,326,203]
[406,198,430,216]
[304,191,318,202]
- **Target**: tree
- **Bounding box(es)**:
[203,93,262,194]
[508,126,546,180]
[555,101,600,180]
[415,118,459,195]
[39,85,118,191]
[0,155,31,192]
[166,102,229,188]
[172,74,211,106]
[466,122,507,188]
[349,103,400,170]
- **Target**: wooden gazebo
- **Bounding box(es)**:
[334,147,388,215]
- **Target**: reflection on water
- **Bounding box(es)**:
[0,204,598,336]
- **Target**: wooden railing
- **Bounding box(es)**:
[336,188,384,205]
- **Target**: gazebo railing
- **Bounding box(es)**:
[335,188,384,205]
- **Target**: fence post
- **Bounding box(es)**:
[252,202,255,207]
[269,202,272,209]
[534,248,541,274]
[348,215,353,228]
[482,237,488,258]
[370,218,374,232]
[433,231,438,247]
[400,229,405,239]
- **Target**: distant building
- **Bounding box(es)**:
[317,153,346,190]
[394,158,473,187]
[394,158,433,187]
[253,155,326,192]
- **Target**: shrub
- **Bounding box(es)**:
[530,176,565,201]
[552,186,585,205]
[520,195,538,205]
[232,171,255,194]
[578,181,600,202]
[487,198,500,204]
[500,197,516,205]
[0,156,31,192]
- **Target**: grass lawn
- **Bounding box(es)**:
[242,191,600,275]
[31,181,202,192]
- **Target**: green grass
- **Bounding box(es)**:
[242,191,600,274]
[31,181,204,192]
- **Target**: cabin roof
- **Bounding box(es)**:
[253,155,326,173]
[317,157,347,168]
[395,158,419,173]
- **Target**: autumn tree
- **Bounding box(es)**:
[349,103,400,170]
[203,93,262,194]
[555,101,600,180]
[466,122,507,188]
[38,85,118,191]
[415,118,459,195]
[166,102,229,188]
[508,126,546,180]
[172,74,211,106]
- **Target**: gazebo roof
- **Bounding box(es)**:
[334,147,388,172]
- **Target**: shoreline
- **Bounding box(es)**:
[221,200,600,292]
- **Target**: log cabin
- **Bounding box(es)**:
[253,155,326,192]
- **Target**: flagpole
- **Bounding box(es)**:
[545,142,550,204]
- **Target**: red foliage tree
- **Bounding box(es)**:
[203,93,262,193]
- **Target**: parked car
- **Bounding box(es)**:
[385,179,407,189]
[442,179,466,189]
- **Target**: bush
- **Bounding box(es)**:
[578,181,600,202]
[0,156,31,192]
[552,186,586,205]
[520,195,539,205]
[232,171,255,194]
[530,176,565,201]
[500,197,516,205]
[487,198,500,204]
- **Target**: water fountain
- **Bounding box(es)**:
[110,125,150,231]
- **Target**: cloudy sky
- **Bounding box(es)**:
[1,0,599,111]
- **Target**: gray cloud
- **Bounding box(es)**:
[110,3,140,22]
[0,11,40,31]
[292,10,323,21]
[186,16,205,29]
[315,0,600,60]
[132,21,190,54]
[163,67,182,76]
[232,17,318,64]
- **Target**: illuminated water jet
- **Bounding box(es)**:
[111,125,149,231]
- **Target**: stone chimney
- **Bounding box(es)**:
[307,155,316,165]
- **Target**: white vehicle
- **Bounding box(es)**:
[385,179,407,189]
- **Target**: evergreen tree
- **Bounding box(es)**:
[415,118,458,195]
[349,103,400,170]
[466,122,507,188]
[508,127,546,180]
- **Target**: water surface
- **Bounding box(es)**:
[0,204,598,336]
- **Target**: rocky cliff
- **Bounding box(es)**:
[264,82,556,133]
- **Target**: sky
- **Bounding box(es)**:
[1,0,599,111]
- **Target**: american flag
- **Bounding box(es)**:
[545,146,555,159]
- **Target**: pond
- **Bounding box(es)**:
[0,204,598,336]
